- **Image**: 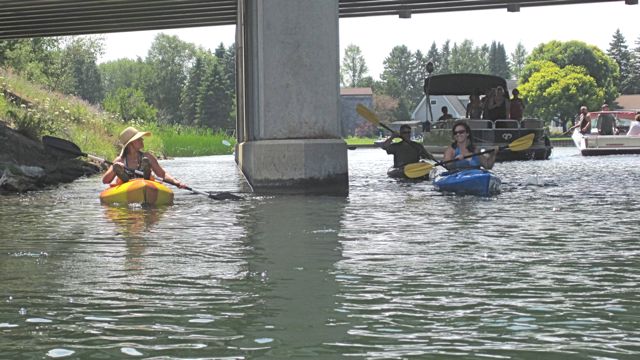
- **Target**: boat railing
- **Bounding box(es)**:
[429,118,544,130]
[520,118,543,129]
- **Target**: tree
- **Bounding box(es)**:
[196,59,233,130]
[607,29,633,94]
[341,44,369,87]
[523,40,619,104]
[0,38,63,87]
[449,40,484,73]
[180,54,208,126]
[380,45,423,108]
[99,58,152,99]
[629,36,640,93]
[103,87,157,122]
[519,60,602,127]
[426,42,441,73]
[510,42,528,80]
[440,40,451,74]
[59,36,104,103]
[488,41,510,79]
[145,34,197,124]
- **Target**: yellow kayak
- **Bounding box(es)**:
[100,179,174,206]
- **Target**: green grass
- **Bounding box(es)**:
[147,124,235,157]
[1,68,235,160]
[345,136,378,145]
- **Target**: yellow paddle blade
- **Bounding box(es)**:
[356,103,380,126]
[403,162,434,179]
[508,133,535,152]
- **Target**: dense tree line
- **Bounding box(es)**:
[2,29,639,132]
[0,35,236,131]
[341,29,640,126]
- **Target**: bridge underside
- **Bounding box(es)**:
[0,0,628,40]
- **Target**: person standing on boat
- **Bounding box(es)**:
[627,114,640,136]
[443,121,497,171]
[486,86,510,121]
[568,106,592,134]
[102,126,186,188]
[576,106,592,134]
[466,93,483,119]
[381,124,436,168]
[509,88,525,120]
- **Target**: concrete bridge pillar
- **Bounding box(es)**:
[235,0,348,195]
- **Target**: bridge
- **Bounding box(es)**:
[1,0,635,194]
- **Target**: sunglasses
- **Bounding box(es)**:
[454,130,467,135]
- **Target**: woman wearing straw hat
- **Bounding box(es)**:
[101,126,185,188]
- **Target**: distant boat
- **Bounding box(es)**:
[421,73,552,161]
[571,110,640,156]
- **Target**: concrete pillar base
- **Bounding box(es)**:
[238,139,348,195]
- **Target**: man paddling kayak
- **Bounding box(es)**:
[443,121,497,170]
[102,126,186,188]
[381,124,436,169]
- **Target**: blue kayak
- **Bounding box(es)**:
[433,169,501,196]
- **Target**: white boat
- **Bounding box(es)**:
[571,111,640,156]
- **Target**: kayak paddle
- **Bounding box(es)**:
[402,133,535,179]
[356,103,436,178]
[42,136,242,201]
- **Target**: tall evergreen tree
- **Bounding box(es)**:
[629,36,640,93]
[477,44,490,74]
[180,54,208,125]
[607,29,633,94]
[440,40,451,74]
[449,40,483,73]
[426,42,441,73]
[340,44,369,87]
[380,45,423,109]
[197,60,233,130]
[488,41,510,79]
[510,42,528,80]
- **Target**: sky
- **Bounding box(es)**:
[99,2,640,80]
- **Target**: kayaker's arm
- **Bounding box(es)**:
[380,134,398,150]
[418,144,437,162]
[479,146,498,170]
[101,156,123,184]
[146,153,187,188]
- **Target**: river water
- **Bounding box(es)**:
[1,147,639,359]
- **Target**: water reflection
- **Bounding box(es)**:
[102,205,166,270]
[0,148,639,359]
[236,195,349,358]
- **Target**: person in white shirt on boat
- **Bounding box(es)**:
[102,126,186,187]
[443,121,497,171]
[627,114,640,136]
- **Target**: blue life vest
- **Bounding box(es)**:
[453,147,481,169]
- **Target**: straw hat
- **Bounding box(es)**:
[119,126,150,156]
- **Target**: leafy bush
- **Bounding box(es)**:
[102,87,157,123]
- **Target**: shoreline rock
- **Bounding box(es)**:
[0,121,100,194]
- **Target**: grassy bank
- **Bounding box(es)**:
[1,69,234,159]
[345,136,378,145]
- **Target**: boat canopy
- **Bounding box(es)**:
[424,73,508,96]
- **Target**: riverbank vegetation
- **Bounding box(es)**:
[1,68,234,159]
[1,28,637,158]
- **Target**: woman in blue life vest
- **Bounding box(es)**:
[443,121,497,170]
